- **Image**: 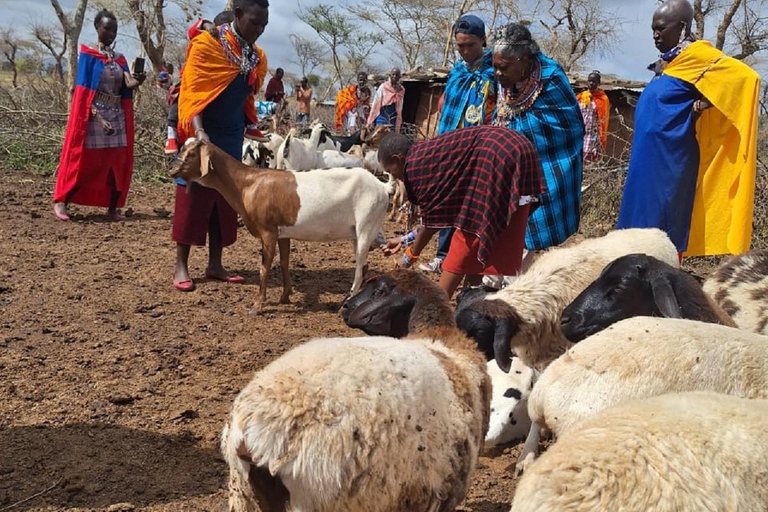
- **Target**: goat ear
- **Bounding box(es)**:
[283,135,291,158]
[493,317,515,373]
[200,142,212,178]
[650,275,682,318]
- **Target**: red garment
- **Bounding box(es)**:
[442,205,530,275]
[265,76,284,102]
[171,184,238,247]
[404,125,545,265]
[54,46,134,208]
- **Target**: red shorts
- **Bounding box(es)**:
[442,204,529,276]
[171,184,238,247]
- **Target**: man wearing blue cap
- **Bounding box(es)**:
[419,13,497,274]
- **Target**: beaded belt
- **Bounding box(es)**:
[93,91,121,105]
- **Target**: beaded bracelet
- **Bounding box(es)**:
[402,246,420,267]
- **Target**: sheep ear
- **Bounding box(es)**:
[199,142,212,178]
[493,317,514,373]
[650,275,682,318]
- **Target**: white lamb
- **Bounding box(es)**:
[511,392,768,512]
[222,270,491,512]
[529,316,768,438]
[485,357,534,447]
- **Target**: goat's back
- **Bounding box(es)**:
[279,167,390,241]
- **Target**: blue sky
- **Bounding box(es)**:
[3,0,764,82]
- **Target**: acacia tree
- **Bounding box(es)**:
[0,29,28,87]
[692,0,768,59]
[349,0,442,69]
[31,22,68,82]
[96,0,202,72]
[531,0,624,73]
[298,4,382,99]
[289,33,326,77]
[49,0,89,97]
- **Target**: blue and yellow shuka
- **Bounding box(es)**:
[618,40,760,256]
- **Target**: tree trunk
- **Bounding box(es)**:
[716,0,743,50]
[692,0,706,38]
[50,0,89,103]
[442,0,471,67]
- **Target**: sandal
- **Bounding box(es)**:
[53,204,70,221]
[205,272,245,283]
[173,278,196,292]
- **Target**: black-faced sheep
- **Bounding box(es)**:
[221,270,491,512]
[703,249,768,335]
[454,228,679,373]
[560,253,736,342]
[529,316,768,439]
[512,392,768,512]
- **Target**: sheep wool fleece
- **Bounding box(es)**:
[512,392,768,512]
[223,335,490,511]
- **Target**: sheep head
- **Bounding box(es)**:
[455,287,522,373]
[171,139,214,183]
[341,270,454,337]
[560,253,684,343]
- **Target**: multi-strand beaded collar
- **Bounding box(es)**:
[219,23,259,76]
[495,57,543,122]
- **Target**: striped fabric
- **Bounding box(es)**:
[437,50,497,134]
[494,53,584,251]
[404,125,545,265]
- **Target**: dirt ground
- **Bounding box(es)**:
[0,171,525,512]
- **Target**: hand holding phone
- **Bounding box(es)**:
[132,57,145,75]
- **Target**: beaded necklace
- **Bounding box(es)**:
[219,23,259,76]
[495,58,543,123]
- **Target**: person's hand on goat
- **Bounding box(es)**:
[195,129,210,143]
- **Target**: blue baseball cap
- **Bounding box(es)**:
[454,14,486,39]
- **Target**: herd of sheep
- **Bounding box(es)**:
[171,127,768,511]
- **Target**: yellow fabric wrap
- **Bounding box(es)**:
[663,40,760,256]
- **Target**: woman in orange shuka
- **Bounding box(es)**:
[576,70,610,161]
[171,0,268,292]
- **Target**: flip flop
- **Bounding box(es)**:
[53,205,70,221]
[173,278,195,292]
[205,272,245,283]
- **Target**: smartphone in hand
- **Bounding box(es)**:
[132,57,145,75]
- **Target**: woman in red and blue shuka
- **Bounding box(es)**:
[53,9,146,221]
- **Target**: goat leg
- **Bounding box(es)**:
[278,238,291,304]
[515,421,541,477]
[252,232,277,315]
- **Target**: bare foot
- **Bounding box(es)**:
[53,203,70,221]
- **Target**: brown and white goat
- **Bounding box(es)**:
[172,139,394,313]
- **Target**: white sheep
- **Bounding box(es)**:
[529,316,768,439]
[703,249,768,335]
[222,270,491,512]
[455,228,679,373]
[511,391,768,512]
[485,357,534,447]
[172,139,394,313]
